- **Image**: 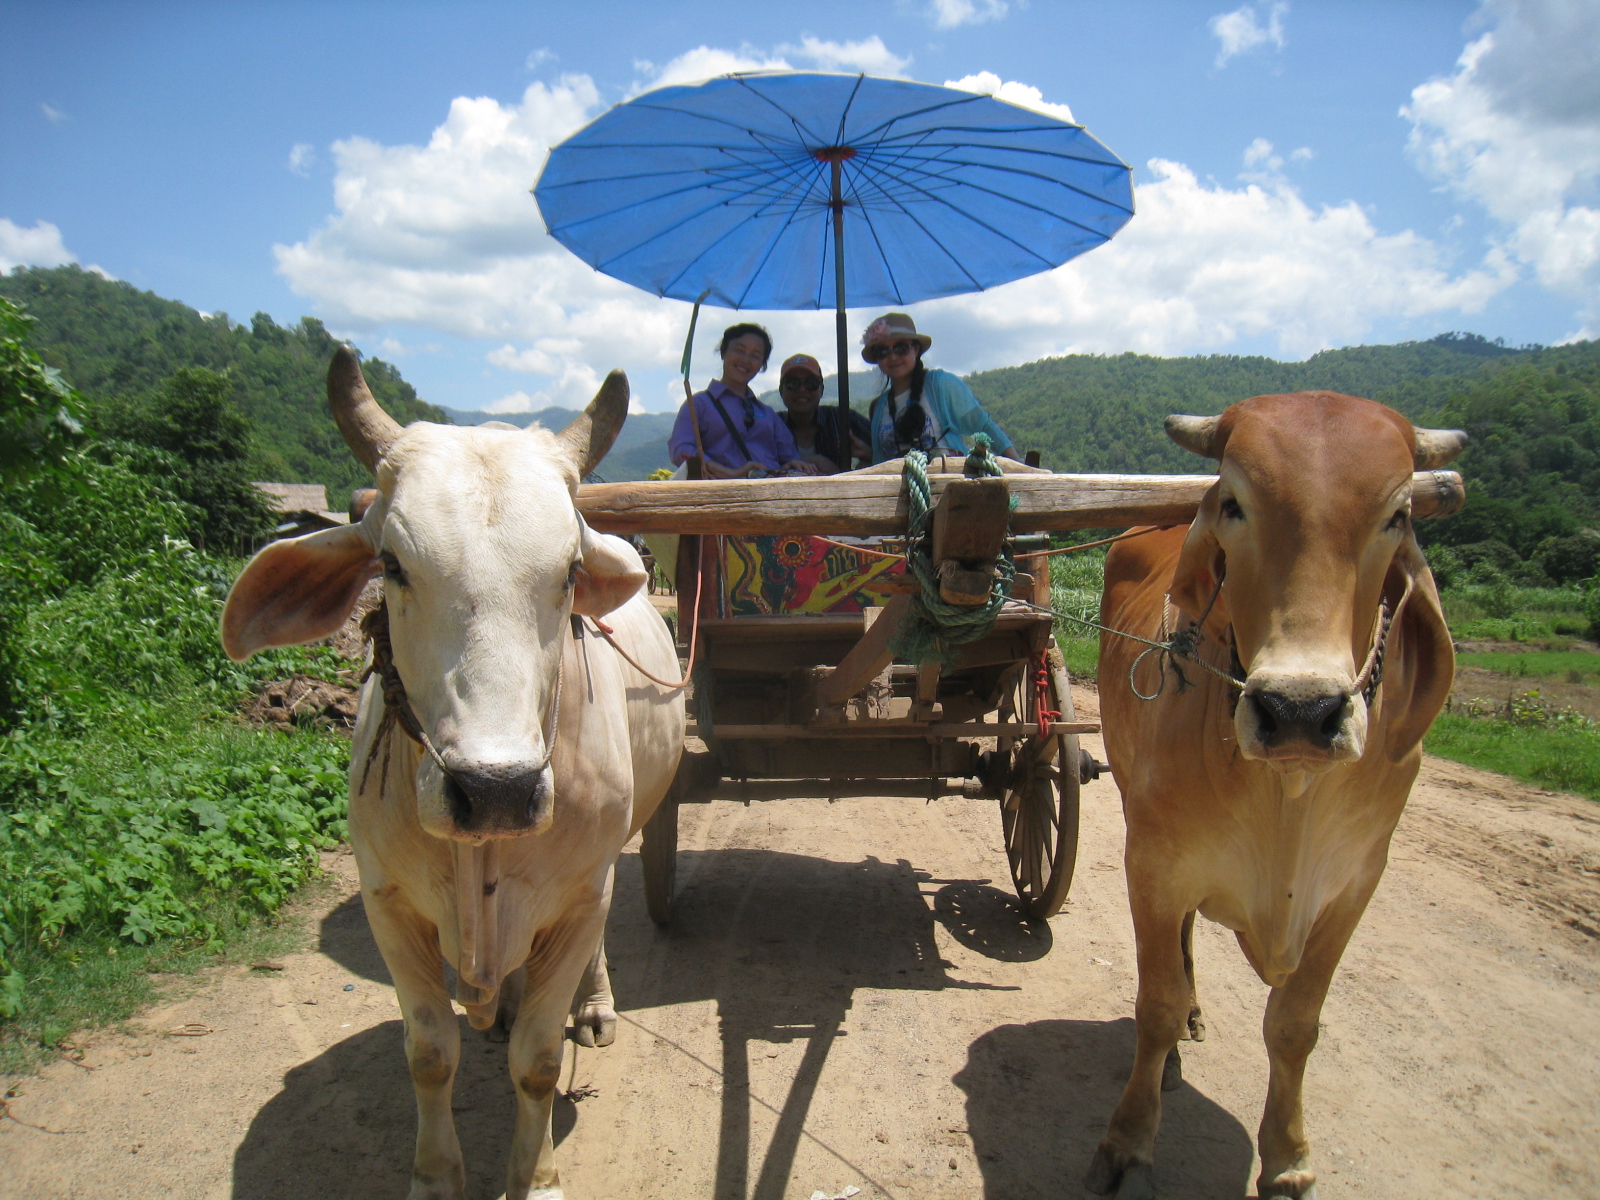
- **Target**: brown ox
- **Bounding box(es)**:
[1085,392,1462,1200]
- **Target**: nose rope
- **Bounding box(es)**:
[1051,566,1409,706]
[359,600,566,790]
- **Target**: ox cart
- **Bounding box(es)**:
[576,456,1467,928]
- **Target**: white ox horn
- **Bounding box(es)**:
[556,369,630,478]
[1165,413,1222,459]
[1413,426,1468,468]
[328,345,403,474]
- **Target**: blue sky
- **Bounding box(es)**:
[4,0,1598,413]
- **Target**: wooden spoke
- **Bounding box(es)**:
[999,651,1082,919]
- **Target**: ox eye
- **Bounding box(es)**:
[564,561,580,590]
[381,552,408,588]
[1219,497,1244,521]
[1386,507,1409,532]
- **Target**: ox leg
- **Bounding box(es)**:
[571,932,617,1048]
[1086,905,1190,1200]
[505,909,608,1200]
[1180,909,1205,1043]
[362,893,466,1200]
[1256,883,1375,1200]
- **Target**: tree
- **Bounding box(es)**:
[0,297,84,484]
[95,367,274,551]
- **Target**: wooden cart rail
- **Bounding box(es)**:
[578,468,1465,536]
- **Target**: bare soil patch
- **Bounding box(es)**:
[4,691,1598,1199]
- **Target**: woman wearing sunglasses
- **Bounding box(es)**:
[668,323,818,478]
[861,313,1015,465]
[776,353,871,474]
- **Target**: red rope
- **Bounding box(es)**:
[586,536,703,691]
[1034,650,1061,738]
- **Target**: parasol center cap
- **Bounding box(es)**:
[813,145,857,163]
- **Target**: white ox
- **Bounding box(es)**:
[221,348,684,1200]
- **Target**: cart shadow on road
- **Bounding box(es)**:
[955,1019,1254,1200]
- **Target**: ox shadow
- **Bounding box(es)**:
[954,1018,1254,1200]
[230,1016,579,1200]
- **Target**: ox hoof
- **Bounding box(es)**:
[1259,1168,1318,1199]
[406,1165,466,1200]
[1161,1046,1182,1092]
[571,1004,616,1048]
[1084,1146,1154,1199]
[1187,1006,1207,1043]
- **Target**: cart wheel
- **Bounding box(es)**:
[1000,651,1081,919]
[640,794,678,926]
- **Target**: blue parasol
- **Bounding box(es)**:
[534,71,1133,463]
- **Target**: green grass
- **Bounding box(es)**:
[1457,649,1600,683]
[1058,636,1099,682]
[1442,583,1590,643]
[0,689,348,1070]
[1425,711,1600,800]
[0,880,323,1074]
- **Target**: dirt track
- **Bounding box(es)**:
[4,688,1599,1200]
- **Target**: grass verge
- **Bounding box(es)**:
[1424,711,1600,801]
[1456,649,1600,684]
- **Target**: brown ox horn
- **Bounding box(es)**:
[556,369,630,478]
[1165,413,1222,459]
[1412,426,1468,469]
[327,345,402,474]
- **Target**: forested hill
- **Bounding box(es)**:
[0,265,444,500]
[964,334,1535,476]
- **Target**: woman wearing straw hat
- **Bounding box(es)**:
[860,313,1015,465]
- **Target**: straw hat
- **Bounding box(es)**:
[860,312,932,363]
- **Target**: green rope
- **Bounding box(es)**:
[891,434,1016,665]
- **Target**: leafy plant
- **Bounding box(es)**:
[0,296,85,483]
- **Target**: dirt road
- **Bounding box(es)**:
[4,689,1599,1200]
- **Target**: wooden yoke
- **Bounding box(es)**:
[932,477,1011,607]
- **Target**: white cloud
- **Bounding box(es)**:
[1209,2,1288,67]
[943,71,1074,123]
[928,0,1009,30]
[1403,0,1600,336]
[0,217,111,278]
[642,45,793,90]
[277,55,1516,414]
[525,48,556,71]
[917,158,1515,363]
[1242,136,1276,167]
[288,143,315,176]
[783,36,910,77]
[40,103,67,123]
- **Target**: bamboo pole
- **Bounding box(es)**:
[575,469,1464,536]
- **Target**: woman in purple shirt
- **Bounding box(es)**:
[669,323,818,478]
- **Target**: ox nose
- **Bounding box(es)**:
[444,763,550,836]
[1249,690,1349,751]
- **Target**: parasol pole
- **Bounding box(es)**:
[680,290,710,469]
[828,153,853,470]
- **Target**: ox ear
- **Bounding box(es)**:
[556,370,630,479]
[1165,414,1222,459]
[221,524,379,661]
[1169,491,1226,619]
[1383,540,1456,761]
[1413,426,1467,469]
[573,524,648,617]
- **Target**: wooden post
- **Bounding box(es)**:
[931,477,1011,606]
[816,594,912,709]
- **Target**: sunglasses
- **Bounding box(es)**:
[781,373,823,393]
[864,339,919,363]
